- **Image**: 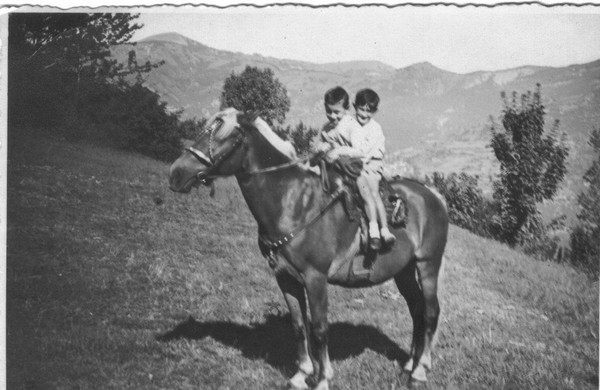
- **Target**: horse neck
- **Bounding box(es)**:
[235,132,322,237]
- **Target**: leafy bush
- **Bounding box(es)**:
[178,117,208,141]
[570,128,600,277]
[274,121,319,156]
[105,84,185,162]
[427,172,495,237]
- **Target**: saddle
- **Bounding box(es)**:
[321,156,408,255]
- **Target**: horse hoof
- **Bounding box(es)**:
[403,358,414,372]
[288,372,309,390]
[411,364,428,383]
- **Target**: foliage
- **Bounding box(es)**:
[220,66,291,126]
[101,84,185,162]
[427,172,494,237]
[570,128,600,277]
[489,85,569,246]
[274,121,320,156]
[8,13,181,162]
[9,14,155,102]
[178,117,208,141]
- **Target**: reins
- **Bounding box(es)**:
[186,115,342,264]
[240,155,313,176]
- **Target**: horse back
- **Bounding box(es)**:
[387,178,449,261]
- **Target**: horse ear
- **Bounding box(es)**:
[238,110,260,128]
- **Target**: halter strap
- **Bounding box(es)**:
[185,146,212,167]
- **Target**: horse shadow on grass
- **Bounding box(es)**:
[156,314,409,375]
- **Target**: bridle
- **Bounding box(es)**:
[184,116,312,185]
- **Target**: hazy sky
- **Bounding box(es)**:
[131,5,600,74]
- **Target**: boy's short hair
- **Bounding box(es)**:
[354,88,380,112]
[324,86,350,109]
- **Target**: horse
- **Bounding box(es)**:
[168,108,449,390]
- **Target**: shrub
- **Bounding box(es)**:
[489,85,569,246]
[274,121,319,156]
[570,128,600,277]
[107,84,184,162]
[427,172,494,237]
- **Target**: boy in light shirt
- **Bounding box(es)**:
[319,87,396,250]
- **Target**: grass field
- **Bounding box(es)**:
[6,127,599,390]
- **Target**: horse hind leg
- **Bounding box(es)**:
[394,259,440,384]
[415,258,441,375]
[394,263,424,374]
[275,273,314,390]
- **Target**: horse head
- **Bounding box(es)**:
[169,108,297,193]
[169,108,248,193]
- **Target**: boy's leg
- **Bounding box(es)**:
[365,173,396,247]
[357,175,381,250]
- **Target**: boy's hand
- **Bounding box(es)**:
[315,143,332,153]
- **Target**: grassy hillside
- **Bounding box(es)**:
[6,127,598,389]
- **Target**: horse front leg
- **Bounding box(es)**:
[276,272,314,390]
[305,271,332,390]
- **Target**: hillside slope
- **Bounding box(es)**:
[6,128,598,389]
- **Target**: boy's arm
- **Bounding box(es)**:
[361,124,385,161]
[330,145,363,158]
[329,117,365,158]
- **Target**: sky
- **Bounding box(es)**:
[129,4,600,74]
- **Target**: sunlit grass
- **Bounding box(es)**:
[6,127,598,389]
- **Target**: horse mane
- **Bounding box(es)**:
[248,115,298,160]
[236,110,321,176]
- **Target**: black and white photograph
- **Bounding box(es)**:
[2,1,599,389]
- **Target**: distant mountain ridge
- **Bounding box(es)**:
[113,32,600,189]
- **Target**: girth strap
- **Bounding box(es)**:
[259,186,344,264]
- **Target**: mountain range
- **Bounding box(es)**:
[112,32,600,196]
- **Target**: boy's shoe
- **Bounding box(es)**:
[369,237,382,251]
[368,223,381,252]
[381,228,396,247]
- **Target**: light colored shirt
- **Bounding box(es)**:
[350,119,385,163]
[320,115,386,175]
[320,115,357,148]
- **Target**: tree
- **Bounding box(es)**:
[8,13,184,162]
[9,13,146,82]
[489,84,569,246]
[220,66,291,126]
[8,13,160,126]
[570,128,600,276]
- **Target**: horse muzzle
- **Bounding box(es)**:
[169,166,213,193]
